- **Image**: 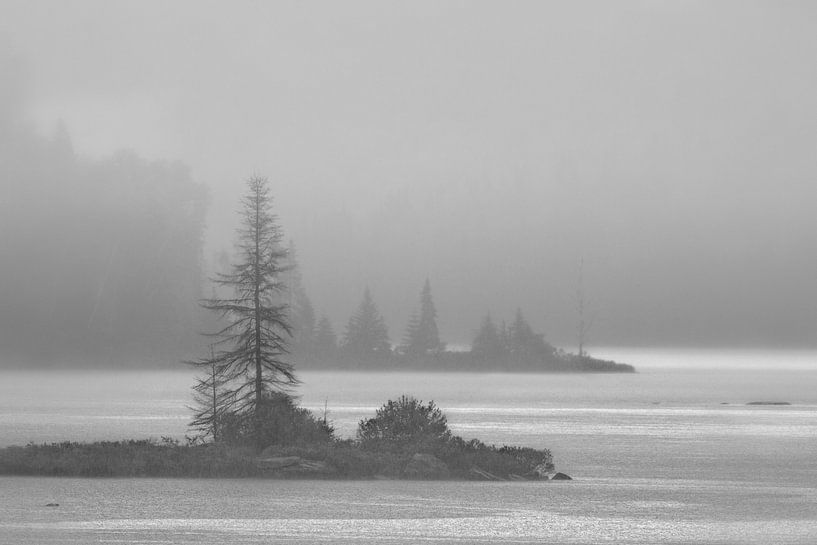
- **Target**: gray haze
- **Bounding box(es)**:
[2,1,816,349]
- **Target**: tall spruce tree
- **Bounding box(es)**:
[401,279,443,357]
[188,176,296,447]
[342,287,391,363]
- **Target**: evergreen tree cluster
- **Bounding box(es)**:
[281,270,588,372]
[471,309,557,370]
[285,275,630,372]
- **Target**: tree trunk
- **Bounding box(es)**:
[254,188,264,449]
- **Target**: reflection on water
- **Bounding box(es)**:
[2,477,816,544]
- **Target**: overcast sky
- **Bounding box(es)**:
[2,1,816,348]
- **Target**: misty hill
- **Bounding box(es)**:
[0,65,207,366]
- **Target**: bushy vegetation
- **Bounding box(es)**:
[0,439,259,478]
[358,395,450,448]
[352,396,553,479]
[215,391,334,448]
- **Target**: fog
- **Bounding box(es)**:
[1,1,816,361]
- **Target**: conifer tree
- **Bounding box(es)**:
[400,312,420,354]
[508,308,555,365]
[471,313,506,361]
[401,279,444,357]
[342,288,391,363]
[188,176,296,447]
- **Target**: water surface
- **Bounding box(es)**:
[2,349,816,543]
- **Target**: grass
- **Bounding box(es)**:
[0,436,553,480]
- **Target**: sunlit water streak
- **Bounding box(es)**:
[1,349,816,543]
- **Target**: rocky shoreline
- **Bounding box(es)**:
[256,452,572,481]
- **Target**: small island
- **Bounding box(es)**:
[0,395,563,481]
[288,281,634,374]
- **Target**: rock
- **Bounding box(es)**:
[403,453,450,479]
[256,456,337,477]
[45,503,59,507]
[256,456,301,470]
[293,459,336,475]
[469,466,502,481]
[551,472,572,480]
[747,401,791,406]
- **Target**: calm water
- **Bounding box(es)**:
[1,349,816,544]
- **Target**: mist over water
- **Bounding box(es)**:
[594,347,817,370]
[2,2,817,352]
[1,2,816,543]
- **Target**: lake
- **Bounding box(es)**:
[1,348,816,543]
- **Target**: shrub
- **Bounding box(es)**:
[430,437,553,478]
[218,391,335,449]
[357,395,451,449]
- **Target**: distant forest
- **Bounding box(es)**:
[0,66,628,371]
[0,86,207,365]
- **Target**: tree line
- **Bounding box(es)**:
[283,249,610,372]
[287,278,570,371]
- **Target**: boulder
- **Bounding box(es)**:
[551,472,572,480]
[469,466,502,481]
[256,456,301,470]
[45,503,59,507]
[403,453,450,479]
[294,459,336,475]
[255,456,337,477]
